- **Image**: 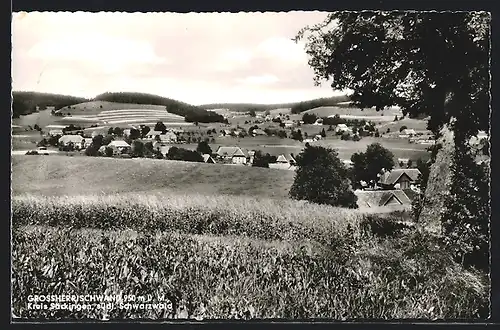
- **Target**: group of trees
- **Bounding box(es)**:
[290,95,350,114]
[295,11,490,271]
[350,143,395,189]
[12,92,88,118]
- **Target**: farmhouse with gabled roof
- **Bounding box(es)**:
[378,168,421,190]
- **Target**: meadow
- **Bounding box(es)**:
[11,154,489,320]
[11,155,295,198]
[12,192,488,320]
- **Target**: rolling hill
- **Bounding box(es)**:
[201,95,351,113]
[12,155,296,199]
[12,91,226,124]
[12,91,89,118]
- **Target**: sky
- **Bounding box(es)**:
[11,11,344,105]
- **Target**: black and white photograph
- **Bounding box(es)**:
[11,10,491,321]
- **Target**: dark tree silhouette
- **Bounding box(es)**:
[290,144,357,208]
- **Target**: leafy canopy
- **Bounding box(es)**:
[294,11,490,136]
[290,144,357,208]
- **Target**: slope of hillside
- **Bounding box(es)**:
[201,95,350,112]
[12,155,296,198]
[94,92,225,123]
[12,91,89,118]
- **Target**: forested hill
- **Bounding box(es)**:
[12,91,226,123]
[200,95,351,113]
[289,95,351,114]
[94,92,225,123]
[12,92,89,118]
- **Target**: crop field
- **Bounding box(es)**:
[12,192,489,319]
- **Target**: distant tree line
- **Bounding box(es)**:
[290,95,351,114]
[12,91,88,118]
[94,92,226,123]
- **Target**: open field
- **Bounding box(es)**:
[12,193,488,319]
[12,155,295,198]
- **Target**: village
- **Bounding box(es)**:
[15,104,461,212]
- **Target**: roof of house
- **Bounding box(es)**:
[253,129,266,135]
[276,154,288,163]
[203,154,216,163]
[355,189,412,208]
[402,129,416,134]
[108,140,130,148]
[379,190,412,206]
[286,154,296,163]
[232,148,246,157]
[216,146,246,157]
[379,169,421,185]
[159,132,177,141]
[146,130,163,137]
[58,135,84,143]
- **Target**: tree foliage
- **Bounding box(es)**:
[167,147,204,162]
[302,113,318,124]
[350,143,395,188]
[295,12,490,272]
[294,11,490,136]
[290,145,357,208]
[196,141,212,155]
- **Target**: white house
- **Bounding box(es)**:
[335,124,351,134]
[216,146,247,164]
[108,140,131,153]
[313,118,324,126]
[48,129,64,137]
[400,128,416,137]
[58,135,84,148]
[284,120,295,128]
[158,132,177,143]
[145,130,164,140]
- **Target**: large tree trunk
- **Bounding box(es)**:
[418,124,455,234]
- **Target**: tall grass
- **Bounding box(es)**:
[11,193,489,320]
[12,193,366,244]
[12,226,488,320]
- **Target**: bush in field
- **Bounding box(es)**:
[167,147,203,162]
[131,140,145,157]
[289,144,357,208]
[252,151,271,168]
[399,125,408,132]
[105,147,114,157]
[302,113,317,124]
[291,130,303,142]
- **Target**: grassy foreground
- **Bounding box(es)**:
[12,193,489,320]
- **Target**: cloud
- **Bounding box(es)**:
[236,74,279,86]
[12,11,341,104]
[27,34,167,74]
